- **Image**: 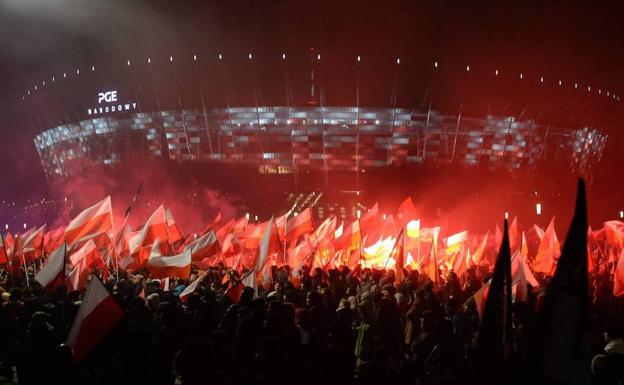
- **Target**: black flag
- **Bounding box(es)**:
[530,178,591,385]
[472,219,514,384]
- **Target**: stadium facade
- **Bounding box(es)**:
[34,105,605,182]
[17,52,617,223]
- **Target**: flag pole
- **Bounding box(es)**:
[384,228,404,269]
[22,255,30,287]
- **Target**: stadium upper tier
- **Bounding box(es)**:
[34,106,606,181]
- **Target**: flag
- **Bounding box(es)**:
[472,219,513,384]
[424,227,440,284]
[64,196,113,245]
[256,216,277,272]
[165,208,184,244]
[471,233,489,266]
[394,229,405,283]
[34,243,67,289]
[129,205,170,254]
[285,208,315,242]
[66,240,102,291]
[0,233,8,265]
[66,278,124,362]
[239,219,280,251]
[446,230,468,269]
[226,269,256,302]
[180,271,208,300]
[613,249,624,297]
[509,216,519,251]
[232,216,248,233]
[44,226,66,254]
[359,203,380,234]
[23,224,46,261]
[397,197,418,227]
[334,220,361,252]
[530,178,591,385]
[533,216,560,275]
[603,220,624,248]
[148,242,192,279]
[184,230,220,262]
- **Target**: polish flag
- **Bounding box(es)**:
[165,208,184,244]
[148,240,191,279]
[66,278,124,362]
[185,230,220,261]
[360,203,380,234]
[240,219,281,252]
[256,216,280,272]
[216,218,235,243]
[66,240,102,291]
[64,196,113,246]
[23,224,47,261]
[397,197,418,227]
[471,233,489,266]
[129,205,170,254]
[180,271,208,300]
[34,243,67,289]
[334,220,361,252]
[44,226,66,254]
[533,217,560,275]
[604,220,624,248]
[221,232,241,257]
[232,216,248,234]
[285,208,315,242]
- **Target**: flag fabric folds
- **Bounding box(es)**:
[66,277,124,362]
[34,243,67,289]
[64,196,113,246]
[184,230,220,262]
[148,242,192,279]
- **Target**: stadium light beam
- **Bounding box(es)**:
[620,210,624,219]
[504,212,509,220]
[536,203,542,215]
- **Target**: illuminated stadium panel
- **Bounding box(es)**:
[33,106,606,181]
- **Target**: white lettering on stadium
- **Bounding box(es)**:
[88,102,137,116]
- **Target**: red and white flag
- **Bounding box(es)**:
[184,230,220,262]
[44,226,66,254]
[180,271,208,300]
[148,240,191,279]
[23,224,46,261]
[66,278,124,362]
[285,208,315,242]
[64,196,113,246]
[533,217,560,275]
[66,240,102,291]
[165,208,184,244]
[34,243,67,289]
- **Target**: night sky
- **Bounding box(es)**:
[0,0,623,199]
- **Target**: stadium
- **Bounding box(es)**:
[19,51,615,227]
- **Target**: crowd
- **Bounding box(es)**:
[1,259,623,385]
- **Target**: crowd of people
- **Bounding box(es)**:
[0,258,623,385]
